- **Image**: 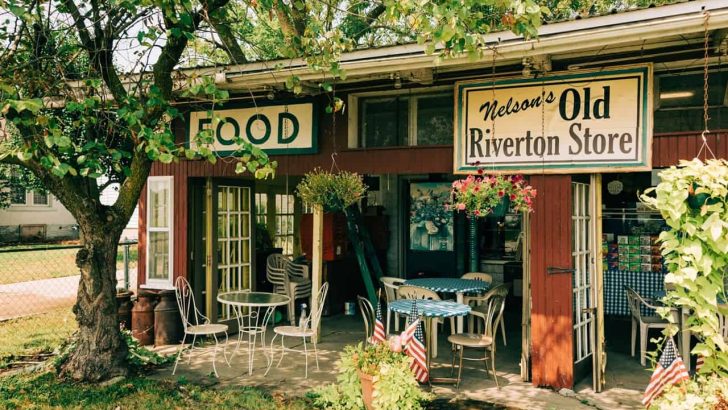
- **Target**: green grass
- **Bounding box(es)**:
[0,308,77,369]
[0,245,137,285]
[0,372,312,409]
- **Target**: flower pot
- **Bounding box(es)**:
[358,370,375,410]
[492,196,511,217]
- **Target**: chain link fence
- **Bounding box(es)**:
[0,241,137,368]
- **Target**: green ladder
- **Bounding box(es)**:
[344,204,384,306]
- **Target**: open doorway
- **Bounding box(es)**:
[598,171,668,391]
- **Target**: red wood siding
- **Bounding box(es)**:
[529,175,574,389]
[653,132,727,167]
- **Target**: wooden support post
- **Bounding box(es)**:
[311,204,324,342]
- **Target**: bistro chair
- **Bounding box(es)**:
[267,282,329,378]
[172,276,230,377]
[397,285,455,358]
[626,287,670,366]
[266,253,313,325]
[357,295,376,343]
[380,276,406,333]
[448,294,506,389]
[464,283,510,346]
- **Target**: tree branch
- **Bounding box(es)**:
[60,0,94,50]
[207,12,248,65]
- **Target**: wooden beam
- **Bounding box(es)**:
[311,204,324,341]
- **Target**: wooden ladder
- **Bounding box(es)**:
[343,204,384,306]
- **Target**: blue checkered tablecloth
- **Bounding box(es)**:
[604,270,666,316]
[388,299,471,318]
[404,278,491,294]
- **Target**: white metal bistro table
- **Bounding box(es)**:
[217,291,290,375]
[389,299,470,384]
[404,278,490,333]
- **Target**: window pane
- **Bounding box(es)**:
[10,187,26,204]
[148,231,169,280]
[149,180,169,228]
[32,190,49,205]
[417,94,453,145]
[360,96,408,147]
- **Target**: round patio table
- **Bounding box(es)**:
[388,299,470,384]
[217,291,290,375]
[404,278,490,333]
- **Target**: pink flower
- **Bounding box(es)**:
[510,194,516,201]
[498,190,504,197]
[389,335,403,353]
[457,203,466,211]
[474,210,481,216]
[477,168,484,175]
[473,185,480,192]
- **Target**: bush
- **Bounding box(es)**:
[650,375,728,410]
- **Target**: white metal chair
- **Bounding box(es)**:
[626,287,669,366]
[380,276,405,333]
[397,285,455,358]
[464,283,510,346]
[266,282,329,378]
[448,293,506,388]
[357,295,375,343]
[267,254,312,324]
[172,276,230,377]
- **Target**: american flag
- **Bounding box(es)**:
[695,354,704,373]
[642,339,690,407]
[404,300,429,383]
[371,294,386,344]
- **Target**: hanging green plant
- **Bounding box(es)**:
[639,158,728,377]
[297,168,367,212]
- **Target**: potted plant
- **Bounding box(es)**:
[449,170,537,218]
[297,168,367,212]
[313,340,431,410]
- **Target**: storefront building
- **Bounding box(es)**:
[138,1,728,392]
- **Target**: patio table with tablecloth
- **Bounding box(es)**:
[388,299,470,384]
[403,278,490,333]
[603,270,665,316]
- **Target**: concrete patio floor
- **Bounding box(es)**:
[152,314,646,410]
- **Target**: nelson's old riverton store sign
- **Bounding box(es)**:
[454,65,652,174]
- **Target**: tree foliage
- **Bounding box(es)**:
[0,0,554,382]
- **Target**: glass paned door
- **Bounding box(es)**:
[572,181,594,365]
[215,184,252,321]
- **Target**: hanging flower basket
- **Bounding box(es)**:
[297,168,367,212]
[449,170,536,217]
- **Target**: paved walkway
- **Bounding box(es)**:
[154,314,644,410]
[0,269,137,321]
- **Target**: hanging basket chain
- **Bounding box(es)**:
[698,11,716,160]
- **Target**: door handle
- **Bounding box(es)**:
[546,266,575,274]
[581,307,596,314]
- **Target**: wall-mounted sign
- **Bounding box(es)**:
[187,101,317,155]
[454,65,652,174]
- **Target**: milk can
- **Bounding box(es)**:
[131,291,157,346]
[154,290,183,345]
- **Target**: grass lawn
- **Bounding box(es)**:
[0,372,311,409]
[0,308,77,369]
[0,245,137,285]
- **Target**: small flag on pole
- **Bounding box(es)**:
[695,354,704,373]
[642,339,690,407]
[372,291,386,344]
[404,300,429,383]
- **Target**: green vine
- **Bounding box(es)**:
[640,158,728,376]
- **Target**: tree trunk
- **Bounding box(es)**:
[61,230,128,381]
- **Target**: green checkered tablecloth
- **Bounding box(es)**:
[388,299,471,318]
[604,270,666,316]
[404,278,491,294]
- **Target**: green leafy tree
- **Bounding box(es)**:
[0,0,547,382]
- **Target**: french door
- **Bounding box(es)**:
[213,182,253,323]
[571,175,605,391]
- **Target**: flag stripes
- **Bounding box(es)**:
[372,296,386,344]
[404,300,429,383]
[642,339,690,407]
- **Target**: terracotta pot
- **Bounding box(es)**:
[358,370,375,410]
